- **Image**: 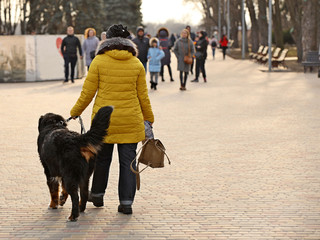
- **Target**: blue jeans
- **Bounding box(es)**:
[212,47,216,58]
[91,143,138,206]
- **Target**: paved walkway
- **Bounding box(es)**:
[0,52,320,239]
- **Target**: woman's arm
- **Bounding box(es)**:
[70,60,99,117]
[136,66,154,123]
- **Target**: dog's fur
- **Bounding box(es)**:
[37,106,113,221]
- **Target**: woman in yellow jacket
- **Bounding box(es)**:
[70,24,154,214]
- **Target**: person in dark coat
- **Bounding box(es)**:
[132,26,150,71]
[191,31,208,83]
[157,27,174,82]
[61,26,83,83]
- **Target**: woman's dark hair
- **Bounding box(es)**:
[106,24,130,39]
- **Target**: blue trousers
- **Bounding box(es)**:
[91,143,138,206]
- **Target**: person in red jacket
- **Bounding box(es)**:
[219,34,228,60]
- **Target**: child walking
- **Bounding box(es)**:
[147,38,165,90]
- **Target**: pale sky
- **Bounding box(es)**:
[141,0,203,25]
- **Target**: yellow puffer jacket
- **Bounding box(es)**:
[70,37,154,144]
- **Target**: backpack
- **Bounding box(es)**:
[211,40,217,47]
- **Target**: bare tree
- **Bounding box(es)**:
[285,0,303,61]
[230,0,241,48]
[258,0,268,46]
[247,0,260,52]
[301,0,318,59]
[272,0,284,49]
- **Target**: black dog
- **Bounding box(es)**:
[37,106,113,221]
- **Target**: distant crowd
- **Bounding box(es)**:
[61,25,229,91]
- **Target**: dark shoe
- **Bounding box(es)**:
[89,193,103,207]
[118,204,132,214]
[63,80,68,83]
[150,81,154,89]
[154,83,157,90]
[161,78,165,82]
[191,79,199,82]
[204,78,207,83]
[71,78,74,83]
[182,87,187,91]
[170,79,174,82]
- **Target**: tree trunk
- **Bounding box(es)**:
[258,0,268,46]
[247,0,260,52]
[0,0,2,34]
[302,0,318,60]
[230,0,241,48]
[286,0,303,62]
[272,0,284,48]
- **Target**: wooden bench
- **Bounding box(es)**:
[256,46,269,62]
[260,47,281,64]
[272,49,289,68]
[249,45,264,60]
[301,51,320,73]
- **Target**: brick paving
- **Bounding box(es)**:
[0,52,320,239]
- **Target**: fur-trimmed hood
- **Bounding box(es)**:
[97,37,138,56]
[149,37,160,47]
[157,27,169,38]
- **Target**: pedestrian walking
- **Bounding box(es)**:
[147,37,165,90]
[95,31,107,54]
[100,31,107,42]
[70,24,154,215]
[210,34,218,59]
[191,31,208,83]
[173,29,195,91]
[83,28,99,70]
[132,26,150,71]
[219,34,229,60]
[61,26,83,83]
[157,27,174,82]
[186,25,196,74]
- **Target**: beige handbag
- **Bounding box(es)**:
[130,138,171,190]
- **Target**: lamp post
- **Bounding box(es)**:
[242,0,245,59]
[227,0,230,40]
[268,0,273,71]
[218,0,221,41]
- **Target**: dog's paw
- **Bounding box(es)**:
[68,214,78,222]
[49,201,58,209]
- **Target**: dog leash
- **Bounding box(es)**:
[66,116,86,134]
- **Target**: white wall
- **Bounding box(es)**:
[0,35,85,82]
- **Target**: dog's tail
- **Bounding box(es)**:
[79,106,114,162]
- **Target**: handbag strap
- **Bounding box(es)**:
[129,139,171,190]
[181,38,191,57]
[130,139,151,175]
[153,140,171,165]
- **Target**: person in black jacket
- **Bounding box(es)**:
[191,31,208,83]
[132,26,150,71]
[61,26,83,83]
